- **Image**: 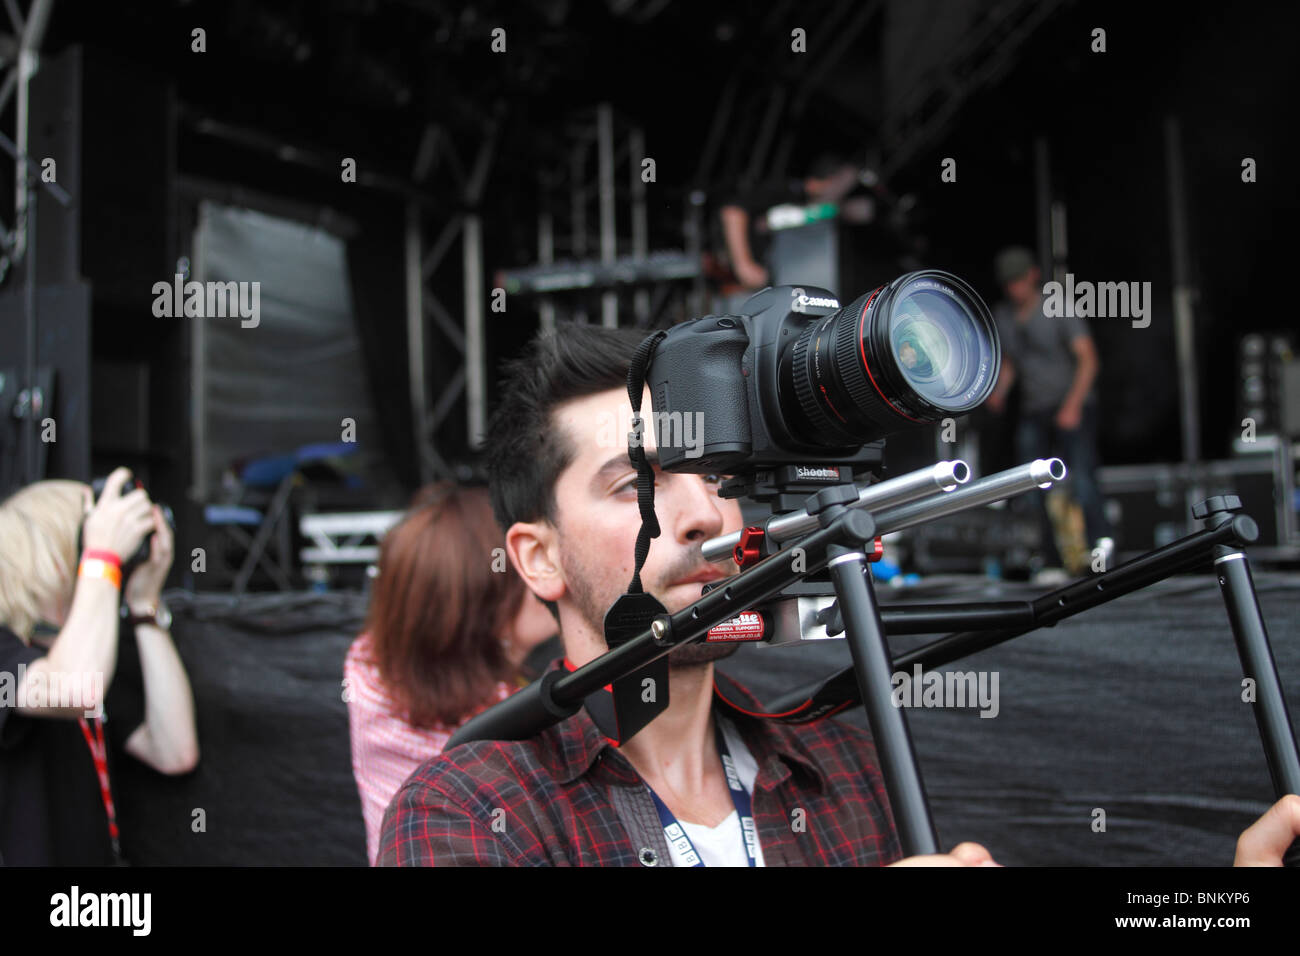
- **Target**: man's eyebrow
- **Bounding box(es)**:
[593,449,660,483]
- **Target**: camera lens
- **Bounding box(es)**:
[891,288,982,405]
[783,270,999,446]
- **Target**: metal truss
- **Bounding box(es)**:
[405,110,501,483]
[529,101,685,330]
[0,0,73,487]
[880,0,1070,177]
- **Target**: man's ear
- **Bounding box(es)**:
[505,520,565,604]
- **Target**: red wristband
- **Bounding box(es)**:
[82,548,122,567]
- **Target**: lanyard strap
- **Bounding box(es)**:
[77,716,122,861]
[646,721,758,867]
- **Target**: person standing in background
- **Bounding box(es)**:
[986,247,1114,576]
[344,483,556,865]
[718,154,864,290]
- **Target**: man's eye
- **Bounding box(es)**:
[704,474,723,485]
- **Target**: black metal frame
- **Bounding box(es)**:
[448,472,1300,864]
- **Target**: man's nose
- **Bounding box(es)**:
[668,474,726,543]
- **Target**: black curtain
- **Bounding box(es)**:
[345,203,419,494]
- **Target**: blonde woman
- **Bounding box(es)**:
[0,467,199,865]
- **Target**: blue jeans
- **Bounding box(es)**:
[1014,400,1111,564]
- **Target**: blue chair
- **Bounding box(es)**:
[204,443,364,594]
[203,453,299,594]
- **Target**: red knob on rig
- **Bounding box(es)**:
[734,526,766,570]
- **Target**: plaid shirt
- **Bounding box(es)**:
[377,667,902,866]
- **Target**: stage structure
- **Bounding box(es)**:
[0,0,72,494]
[495,102,702,333]
[403,113,501,475]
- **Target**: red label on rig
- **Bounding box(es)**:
[706,611,765,642]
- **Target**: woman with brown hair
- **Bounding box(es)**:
[344,483,556,864]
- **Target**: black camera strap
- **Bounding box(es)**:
[619,331,866,728]
[624,329,667,595]
[571,330,674,748]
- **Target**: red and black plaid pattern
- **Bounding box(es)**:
[377,668,902,866]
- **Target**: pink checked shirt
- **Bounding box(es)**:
[344,632,512,865]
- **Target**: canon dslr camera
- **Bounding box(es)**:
[644,270,1000,477]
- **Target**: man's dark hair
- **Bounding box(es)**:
[486,322,651,534]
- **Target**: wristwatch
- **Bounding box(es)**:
[125,600,173,631]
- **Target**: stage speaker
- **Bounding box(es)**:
[0,282,93,490]
[91,359,151,453]
[31,45,175,308]
[24,44,188,561]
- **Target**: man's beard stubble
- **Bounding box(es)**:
[558,531,740,669]
[666,639,739,668]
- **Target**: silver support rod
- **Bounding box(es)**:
[14,0,52,483]
[630,126,649,324]
[1164,116,1201,467]
[873,458,1066,536]
[704,460,971,564]
[1049,200,1068,286]
[12,0,51,264]
[191,208,210,498]
[405,203,432,484]
[13,45,30,262]
[1033,137,1051,278]
[464,211,486,447]
[411,123,440,183]
[5,0,25,34]
[692,75,739,186]
[20,119,34,482]
[538,179,556,334]
[570,144,586,257]
[463,122,497,447]
[0,67,17,117]
[597,102,617,328]
[570,142,587,324]
[741,85,787,190]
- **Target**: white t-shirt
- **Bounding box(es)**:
[667,718,766,867]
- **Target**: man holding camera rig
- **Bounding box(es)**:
[377,324,1299,866]
[0,467,199,865]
